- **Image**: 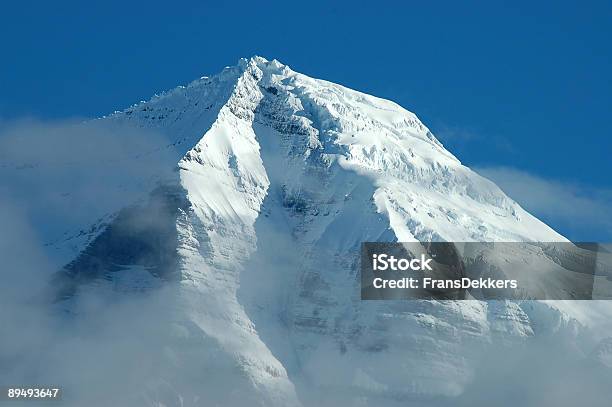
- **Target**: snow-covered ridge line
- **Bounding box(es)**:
[44,56,601,406]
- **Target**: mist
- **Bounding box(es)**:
[0,118,182,406]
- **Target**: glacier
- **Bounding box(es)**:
[3,56,611,406]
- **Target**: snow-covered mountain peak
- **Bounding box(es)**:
[105,55,559,244]
[45,57,584,406]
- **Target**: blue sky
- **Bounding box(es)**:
[1,0,610,240]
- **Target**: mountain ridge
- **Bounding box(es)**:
[40,56,604,406]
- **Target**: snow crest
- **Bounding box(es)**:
[52,56,592,406]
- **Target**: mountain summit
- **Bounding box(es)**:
[44,57,594,406]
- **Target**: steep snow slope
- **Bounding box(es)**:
[48,57,601,406]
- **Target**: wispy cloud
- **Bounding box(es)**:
[476,166,612,242]
[0,118,178,263]
[0,117,184,406]
[435,124,517,155]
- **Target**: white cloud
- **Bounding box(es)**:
[476,166,612,241]
[435,124,517,155]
